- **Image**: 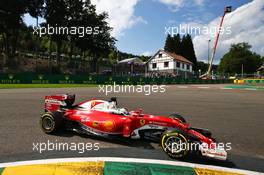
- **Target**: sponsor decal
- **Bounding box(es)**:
[80,116,89,123]
[150,121,167,126]
[148,124,159,129]
[104,121,114,131]
[45,99,64,105]
[140,119,145,126]
[65,75,70,80]
[8,74,14,79]
[93,121,99,128]
[38,74,43,80]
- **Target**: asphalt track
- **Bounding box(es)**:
[0,84,263,172]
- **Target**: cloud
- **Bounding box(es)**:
[193,0,205,6]
[189,0,264,63]
[23,14,45,27]
[142,51,153,56]
[158,0,205,11]
[91,0,146,38]
[159,0,184,8]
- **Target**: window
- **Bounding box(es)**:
[182,63,185,69]
[187,64,190,70]
[176,62,180,68]
[152,63,157,69]
[164,62,169,68]
[158,53,162,58]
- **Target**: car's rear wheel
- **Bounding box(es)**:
[40,112,63,134]
[168,114,186,123]
[160,131,189,159]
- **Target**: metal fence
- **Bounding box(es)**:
[0,73,233,84]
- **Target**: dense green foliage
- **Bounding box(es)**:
[0,0,115,73]
[218,43,262,74]
[164,34,197,71]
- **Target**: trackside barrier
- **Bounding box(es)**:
[234,79,264,85]
[0,73,232,85]
[0,158,262,175]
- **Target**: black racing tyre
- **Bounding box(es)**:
[40,112,63,134]
[160,131,189,159]
[169,114,186,123]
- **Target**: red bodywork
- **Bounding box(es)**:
[44,94,214,147]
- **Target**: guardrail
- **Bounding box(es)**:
[0,73,232,85]
[234,79,264,85]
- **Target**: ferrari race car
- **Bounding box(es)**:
[40,94,227,160]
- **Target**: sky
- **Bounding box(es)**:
[24,0,264,64]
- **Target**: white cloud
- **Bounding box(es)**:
[158,0,204,11]
[142,51,152,56]
[193,0,205,6]
[23,14,45,27]
[189,0,264,63]
[91,0,146,38]
[159,0,184,8]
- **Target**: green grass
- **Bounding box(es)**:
[0,84,96,89]
[225,85,264,90]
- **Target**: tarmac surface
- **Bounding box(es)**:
[0,84,263,172]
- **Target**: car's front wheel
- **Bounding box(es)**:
[40,112,63,134]
[160,131,189,159]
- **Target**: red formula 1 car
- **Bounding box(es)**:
[40,94,227,160]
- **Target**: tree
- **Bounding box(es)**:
[164,33,181,54]
[1,0,116,74]
[108,49,119,64]
[64,0,85,60]
[197,61,218,74]
[164,34,197,71]
[0,0,43,58]
[27,0,44,26]
[43,0,68,64]
[164,34,174,52]
[218,43,262,74]
[41,0,115,73]
[75,1,115,73]
[0,0,25,59]
[180,34,197,71]
[172,34,181,54]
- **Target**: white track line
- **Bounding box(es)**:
[0,157,262,175]
[197,86,210,89]
[176,86,188,88]
[245,88,257,91]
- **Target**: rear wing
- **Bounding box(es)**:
[45,94,75,112]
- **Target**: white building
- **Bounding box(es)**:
[116,57,145,75]
[146,49,193,78]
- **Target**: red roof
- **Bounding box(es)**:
[164,51,193,64]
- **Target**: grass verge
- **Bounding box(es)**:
[225,85,264,90]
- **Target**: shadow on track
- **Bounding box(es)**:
[52,130,156,150]
[48,130,264,172]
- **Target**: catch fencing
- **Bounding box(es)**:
[0,73,232,84]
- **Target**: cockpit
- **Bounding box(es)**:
[78,98,129,115]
